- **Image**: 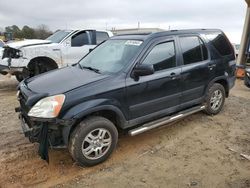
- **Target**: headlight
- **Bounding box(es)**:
[28,94,65,118]
[247,72,250,77]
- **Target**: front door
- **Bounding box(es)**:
[62,31,96,65]
[126,38,182,122]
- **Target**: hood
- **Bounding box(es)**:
[24,66,109,95]
[7,39,52,49]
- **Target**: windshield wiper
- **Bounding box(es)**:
[81,66,101,74]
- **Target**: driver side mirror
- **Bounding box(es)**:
[133,64,154,77]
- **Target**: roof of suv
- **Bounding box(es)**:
[111,29,223,41]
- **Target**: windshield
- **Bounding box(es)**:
[79,39,143,74]
[46,30,72,43]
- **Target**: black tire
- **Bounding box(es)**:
[69,116,118,167]
[204,83,226,115]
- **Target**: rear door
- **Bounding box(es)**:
[177,35,213,108]
[126,37,182,121]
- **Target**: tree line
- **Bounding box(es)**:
[0,24,53,40]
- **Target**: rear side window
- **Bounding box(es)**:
[179,36,208,65]
[206,33,233,56]
[143,41,176,71]
[96,32,109,44]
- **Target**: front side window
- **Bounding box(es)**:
[79,39,142,74]
[71,32,90,47]
[180,36,208,65]
[143,41,176,71]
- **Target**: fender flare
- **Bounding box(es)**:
[61,100,128,145]
[205,76,229,98]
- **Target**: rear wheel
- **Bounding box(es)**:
[69,116,118,167]
[204,83,225,115]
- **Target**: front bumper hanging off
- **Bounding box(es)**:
[0,63,24,75]
[16,103,76,163]
[16,107,50,162]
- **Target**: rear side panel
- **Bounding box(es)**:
[204,31,236,90]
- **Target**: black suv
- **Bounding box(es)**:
[16,29,236,166]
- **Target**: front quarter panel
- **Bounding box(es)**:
[20,44,62,67]
[60,74,128,127]
[61,99,127,127]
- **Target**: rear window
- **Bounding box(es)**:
[206,33,233,56]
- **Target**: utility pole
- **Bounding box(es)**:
[237,0,250,65]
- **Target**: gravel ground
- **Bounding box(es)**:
[0,76,249,188]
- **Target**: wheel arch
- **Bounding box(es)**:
[62,105,128,145]
[28,56,58,70]
[206,77,229,98]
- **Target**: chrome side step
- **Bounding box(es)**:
[128,105,205,136]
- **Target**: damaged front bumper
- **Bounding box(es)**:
[0,63,24,75]
[15,106,75,162]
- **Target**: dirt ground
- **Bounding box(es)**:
[0,76,249,188]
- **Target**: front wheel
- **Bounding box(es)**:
[69,116,118,167]
[204,83,226,115]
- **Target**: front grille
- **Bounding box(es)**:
[19,92,30,114]
[18,91,35,128]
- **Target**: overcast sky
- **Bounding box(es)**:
[0,0,247,43]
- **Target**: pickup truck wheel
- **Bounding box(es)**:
[204,83,225,115]
[29,60,57,77]
[69,116,118,167]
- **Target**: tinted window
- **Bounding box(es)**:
[143,41,176,71]
[201,39,208,60]
[71,32,89,47]
[180,36,208,65]
[96,32,109,44]
[206,33,233,56]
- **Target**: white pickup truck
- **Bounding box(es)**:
[0,30,113,81]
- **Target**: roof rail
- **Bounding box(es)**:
[115,32,152,36]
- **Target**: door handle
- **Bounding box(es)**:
[208,63,216,70]
[169,72,177,80]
